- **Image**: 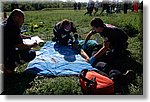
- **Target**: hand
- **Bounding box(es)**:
[74,40,79,45]
[85,57,90,63]
[72,43,78,49]
[91,30,97,34]
[26,36,31,39]
[72,40,79,49]
[32,41,38,48]
[89,30,96,34]
[89,56,96,65]
[21,34,31,39]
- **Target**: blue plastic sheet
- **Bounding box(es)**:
[25,41,96,76]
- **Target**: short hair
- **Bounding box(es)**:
[90,17,105,28]
[61,19,71,28]
[9,9,24,19]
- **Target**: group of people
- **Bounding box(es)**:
[2,8,135,91]
[73,2,81,10]
[84,0,121,16]
[84,0,99,16]
[50,12,135,86]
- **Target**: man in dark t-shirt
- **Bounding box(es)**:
[52,19,79,47]
[3,9,38,73]
[82,18,135,89]
[83,17,128,65]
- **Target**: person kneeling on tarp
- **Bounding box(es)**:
[52,19,79,48]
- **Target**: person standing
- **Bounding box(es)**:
[100,1,109,15]
[77,2,81,10]
[73,2,77,10]
[124,1,128,14]
[94,1,99,15]
[84,0,94,16]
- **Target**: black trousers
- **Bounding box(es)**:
[4,49,36,71]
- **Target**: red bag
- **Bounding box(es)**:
[79,69,114,95]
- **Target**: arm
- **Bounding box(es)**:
[93,41,110,59]
[53,23,62,40]
[82,30,94,50]
[84,30,93,45]
[21,34,31,39]
[80,49,90,62]
[71,22,78,41]
[87,41,110,65]
[15,42,38,50]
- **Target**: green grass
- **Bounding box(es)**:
[3,9,143,95]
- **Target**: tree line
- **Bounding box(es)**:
[2,1,142,12]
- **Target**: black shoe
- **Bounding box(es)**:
[123,70,136,84]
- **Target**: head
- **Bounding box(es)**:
[61,19,72,32]
[8,9,24,28]
[90,17,105,33]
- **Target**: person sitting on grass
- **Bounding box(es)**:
[52,19,79,48]
[82,17,128,66]
[3,9,38,74]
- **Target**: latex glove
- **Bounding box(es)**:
[89,56,96,65]
[74,33,78,40]
[74,40,79,45]
[72,40,79,49]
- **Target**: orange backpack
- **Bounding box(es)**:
[79,69,114,95]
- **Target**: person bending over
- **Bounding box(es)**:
[52,19,79,48]
[83,17,128,66]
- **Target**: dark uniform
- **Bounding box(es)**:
[100,26,128,52]
[3,18,36,71]
[92,25,128,65]
[100,3,110,15]
[53,22,78,46]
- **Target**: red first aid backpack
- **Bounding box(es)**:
[79,69,114,95]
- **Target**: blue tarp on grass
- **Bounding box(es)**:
[25,41,97,76]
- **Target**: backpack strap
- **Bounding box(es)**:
[80,69,96,94]
[80,69,94,84]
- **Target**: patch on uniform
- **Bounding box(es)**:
[104,37,108,41]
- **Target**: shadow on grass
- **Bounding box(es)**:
[1,53,142,95]
[109,55,143,76]
[1,72,36,95]
[107,54,143,94]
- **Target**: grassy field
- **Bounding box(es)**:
[3,9,143,95]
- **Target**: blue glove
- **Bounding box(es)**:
[74,33,78,40]
[68,39,73,46]
[74,40,79,45]
[82,44,87,50]
[89,56,96,65]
